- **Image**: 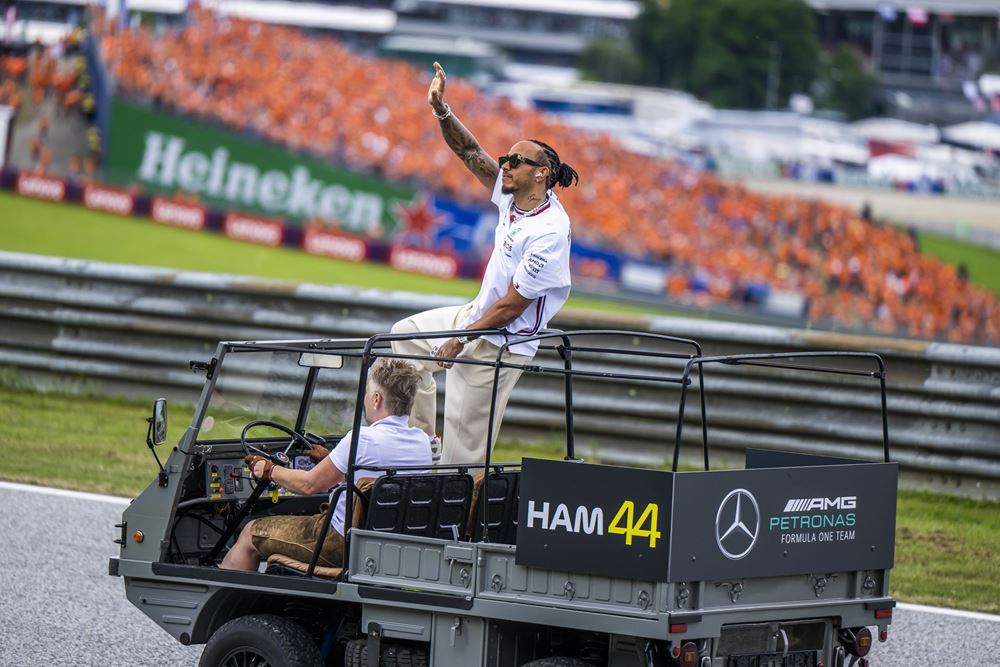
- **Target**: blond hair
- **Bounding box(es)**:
[369,357,420,416]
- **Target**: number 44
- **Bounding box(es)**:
[608,501,661,548]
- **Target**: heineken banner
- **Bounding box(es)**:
[106,98,415,235]
[101,98,629,282]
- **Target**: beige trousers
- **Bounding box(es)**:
[390,304,531,466]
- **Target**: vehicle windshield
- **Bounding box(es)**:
[303,355,365,437]
[196,349,362,443]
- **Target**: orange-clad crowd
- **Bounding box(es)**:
[1,41,98,177]
[93,10,997,344]
[4,50,86,110]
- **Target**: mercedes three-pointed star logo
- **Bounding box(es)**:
[715,488,760,560]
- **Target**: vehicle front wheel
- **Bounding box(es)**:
[199,614,323,667]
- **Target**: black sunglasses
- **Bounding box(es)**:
[498,153,544,169]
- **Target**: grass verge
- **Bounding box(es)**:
[918,230,1000,297]
[0,191,676,316]
[892,491,1000,614]
[0,385,197,496]
[2,383,997,614]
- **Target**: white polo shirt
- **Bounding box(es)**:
[329,414,430,534]
[462,173,572,356]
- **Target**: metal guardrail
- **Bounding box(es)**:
[1,250,998,498]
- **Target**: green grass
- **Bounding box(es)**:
[892,491,1000,614]
[2,383,997,614]
[0,192,675,317]
[0,384,198,496]
[918,230,1000,297]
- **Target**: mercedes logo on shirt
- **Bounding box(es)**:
[715,488,760,560]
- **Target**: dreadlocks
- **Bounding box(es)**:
[529,139,580,190]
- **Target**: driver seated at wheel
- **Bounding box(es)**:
[220,358,431,572]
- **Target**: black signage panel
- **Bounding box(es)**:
[668,462,898,582]
[516,458,674,581]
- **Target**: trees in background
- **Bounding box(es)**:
[583,0,878,115]
[580,37,643,84]
[635,0,819,109]
[812,45,879,119]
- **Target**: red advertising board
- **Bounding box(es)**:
[151,197,206,231]
[83,184,135,216]
[389,245,459,279]
[573,256,611,280]
[223,212,285,247]
[302,227,368,262]
[868,139,915,159]
[16,173,65,202]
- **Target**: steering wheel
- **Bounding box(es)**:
[200,422,326,565]
[240,419,325,467]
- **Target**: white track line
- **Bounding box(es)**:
[3,480,1000,623]
[0,480,130,505]
[897,602,1000,623]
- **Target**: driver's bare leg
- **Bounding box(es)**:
[219,520,260,571]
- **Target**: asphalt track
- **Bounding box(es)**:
[1,482,998,666]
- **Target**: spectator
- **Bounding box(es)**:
[93,10,999,346]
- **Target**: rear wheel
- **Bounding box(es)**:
[199,614,323,667]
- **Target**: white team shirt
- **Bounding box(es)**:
[329,414,430,534]
[462,172,572,356]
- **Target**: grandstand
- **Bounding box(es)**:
[0,6,997,346]
[806,0,999,123]
[3,0,187,46]
[392,0,638,68]
[5,0,89,46]
[199,0,395,43]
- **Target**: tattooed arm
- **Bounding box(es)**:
[428,61,499,190]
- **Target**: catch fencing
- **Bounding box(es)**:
[1,251,997,498]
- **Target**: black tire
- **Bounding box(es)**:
[199,614,323,667]
[344,638,428,667]
[520,659,593,667]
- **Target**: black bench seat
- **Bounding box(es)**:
[366,472,474,540]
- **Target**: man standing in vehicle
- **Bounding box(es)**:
[220,358,430,571]
[391,62,579,466]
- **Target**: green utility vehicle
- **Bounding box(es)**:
[111,329,897,666]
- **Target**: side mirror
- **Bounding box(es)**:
[298,352,344,369]
[150,398,168,446]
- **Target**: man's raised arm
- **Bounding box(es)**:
[428,61,498,190]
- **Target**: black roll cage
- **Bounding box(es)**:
[195,330,890,579]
